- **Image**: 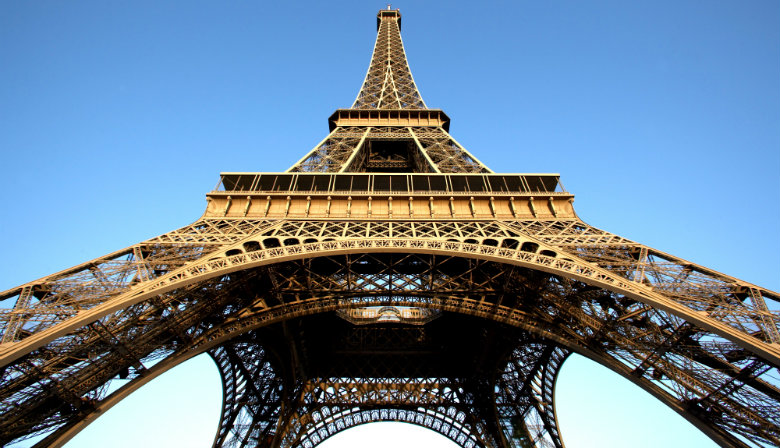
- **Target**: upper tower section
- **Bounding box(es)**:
[352,9,426,109]
[284,8,494,174]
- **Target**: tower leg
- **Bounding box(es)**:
[497,342,570,448]
[210,341,285,448]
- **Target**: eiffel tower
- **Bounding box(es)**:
[1,7,779,448]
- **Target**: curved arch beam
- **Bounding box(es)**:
[296,409,483,448]
[41,350,206,448]
[2,239,778,369]
[41,297,755,448]
[541,348,569,448]
[209,344,284,448]
[514,346,569,448]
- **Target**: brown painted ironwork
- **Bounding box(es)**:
[1,8,778,448]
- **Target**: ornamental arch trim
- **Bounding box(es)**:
[27,246,772,448]
[2,237,777,368]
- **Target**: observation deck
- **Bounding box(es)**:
[206,172,575,220]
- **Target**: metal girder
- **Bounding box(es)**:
[1,248,777,447]
[287,126,491,174]
[0,220,778,447]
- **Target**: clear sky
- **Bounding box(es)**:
[1,1,778,447]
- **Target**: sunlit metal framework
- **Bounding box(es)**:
[1,8,779,448]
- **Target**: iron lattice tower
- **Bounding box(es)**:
[1,9,779,448]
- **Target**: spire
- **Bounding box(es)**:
[286,9,491,174]
[352,9,426,109]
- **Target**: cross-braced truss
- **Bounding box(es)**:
[1,234,778,447]
[287,124,491,174]
[352,9,425,110]
[1,7,779,448]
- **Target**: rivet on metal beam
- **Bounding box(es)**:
[509,197,518,218]
[224,196,232,216]
[529,196,537,217]
[243,196,252,216]
[264,196,272,217]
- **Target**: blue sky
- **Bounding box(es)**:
[1,1,778,447]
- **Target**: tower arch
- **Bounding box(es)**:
[22,249,778,448]
[0,7,777,448]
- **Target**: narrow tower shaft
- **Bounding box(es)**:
[287,9,491,174]
[353,9,426,109]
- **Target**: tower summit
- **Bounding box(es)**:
[356,8,424,109]
[289,9,489,174]
[0,8,778,448]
